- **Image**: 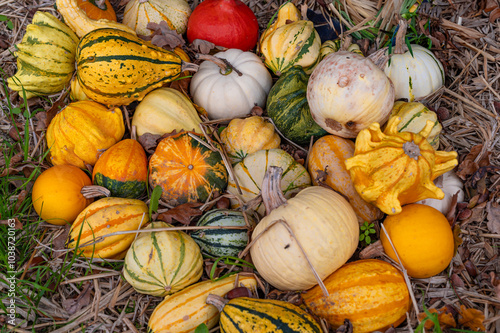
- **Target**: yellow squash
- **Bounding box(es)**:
[259,2,301,43]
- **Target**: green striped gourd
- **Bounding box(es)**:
[190,209,254,257]
[7,11,79,99]
[75,28,184,106]
[124,221,203,297]
[266,66,327,145]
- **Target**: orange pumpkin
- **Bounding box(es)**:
[32,165,93,225]
[76,0,117,21]
[303,259,411,333]
[149,132,228,206]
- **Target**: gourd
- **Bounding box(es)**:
[344,117,458,215]
[380,204,454,278]
[389,101,442,149]
[67,197,149,259]
[32,165,93,225]
[124,221,203,296]
[258,2,301,44]
[320,40,363,59]
[190,209,254,257]
[250,166,359,291]
[123,0,192,35]
[46,101,125,168]
[227,149,311,215]
[307,135,383,223]
[266,66,327,145]
[56,0,136,37]
[190,49,273,120]
[416,170,464,214]
[206,295,322,332]
[7,11,79,99]
[307,51,395,138]
[131,87,203,137]
[70,78,91,101]
[219,116,280,164]
[76,0,117,21]
[92,139,148,199]
[76,28,186,106]
[149,131,228,206]
[186,0,259,51]
[303,259,411,333]
[148,274,258,333]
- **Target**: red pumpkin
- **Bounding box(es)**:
[186,0,259,51]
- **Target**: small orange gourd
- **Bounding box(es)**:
[76,0,117,21]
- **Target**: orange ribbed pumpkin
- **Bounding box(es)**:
[307,135,383,223]
[303,259,411,333]
[76,0,117,21]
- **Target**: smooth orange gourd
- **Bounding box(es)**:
[76,0,117,21]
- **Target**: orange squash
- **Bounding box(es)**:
[149,132,228,206]
[308,135,383,223]
[76,0,117,21]
[303,259,411,333]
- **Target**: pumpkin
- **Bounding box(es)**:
[219,116,280,164]
[190,49,272,120]
[92,139,148,199]
[190,209,254,257]
[389,101,442,149]
[416,170,464,214]
[206,295,322,332]
[7,11,79,99]
[259,2,301,44]
[76,28,184,106]
[124,221,203,296]
[32,165,93,225]
[307,51,395,138]
[250,166,359,291]
[344,117,458,215]
[70,77,91,101]
[149,132,228,206]
[303,259,411,333]
[123,0,191,35]
[46,101,125,168]
[76,0,117,21]
[266,66,327,145]
[227,149,311,216]
[186,0,259,51]
[259,19,321,76]
[148,274,258,333]
[308,135,383,223]
[131,87,203,137]
[380,204,455,278]
[56,0,136,38]
[67,197,149,259]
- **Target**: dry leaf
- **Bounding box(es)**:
[137,132,162,154]
[157,202,203,225]
[452,225,463,255]
[62,282,92,315]
[458,305,485,331]
[145,21,185,49]
[486,201,500,234]
[335,319,353,333]
[456,144,490,180]
[190,39,227,54]
[0,218,23,229]
[45,90,69,127]
[490,7,500,22]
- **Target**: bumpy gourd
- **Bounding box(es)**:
[7,11,79,99]
[345,117,458,215]
[259,2,301,43]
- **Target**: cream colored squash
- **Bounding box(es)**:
[416,170,464,215]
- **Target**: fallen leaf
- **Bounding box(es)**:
[45,90,69,127]
[62,282,92,315]
[486,201,500,234]
[335,319,353,333]
[145,21,185,49]
[157,202,203,225]
[0,218,23,229]
[490,7,500,23]
[470,165,500,188]
[190,39,227,54]
[451,273,465,288]
[137,132,162,154]
[35,112,47,132]
[52,225,71,254]
[452,225,463,255]
[8,126,20,141]
[456,145,490,180]
[458,305,485,331]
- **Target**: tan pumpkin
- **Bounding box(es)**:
[308,135,383,223]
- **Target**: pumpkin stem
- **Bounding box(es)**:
[181,60,199,73]
[261,166,288,215]
[403,141,421,160]
[196,54,243,76]
[94,0,107,9]
[394,19,408,55]
[81,185,111,199]
[206,294,229,313]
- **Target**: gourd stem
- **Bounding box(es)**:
[81,185,111,199]
[196,54,243,76]
[206,294,228,313]
[394,19,408,55]
[181,61,199,73]
[261,166,288,215]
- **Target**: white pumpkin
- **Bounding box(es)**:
[307,51,395,138]
[123,0,192,35]
[190,49,273,120]
[416,170,464,215]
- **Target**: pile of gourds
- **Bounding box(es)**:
[12,0,466,332]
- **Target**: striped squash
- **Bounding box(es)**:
[149,132,228,206]
[124,221,203,296]
[92,139,148,199]
[75,28,183,106]
[259,2,301,44]
[190,209,254,257]
[7,11,79,99]
[207,296,322,332]
[303,259,411,333]
[266,66,327,145]
[227,149,311,215]
[148,274,258,333]
[67,197,149,259]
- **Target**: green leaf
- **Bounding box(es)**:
[149,186,163,220]
[359,234,365,241]
[195,323,209,333]
[369,229,376,234]
[365,235,371,244]
[11,107,21,115]
[0,15,8,21]
[7,20,13,30]
[406,37,414,58]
